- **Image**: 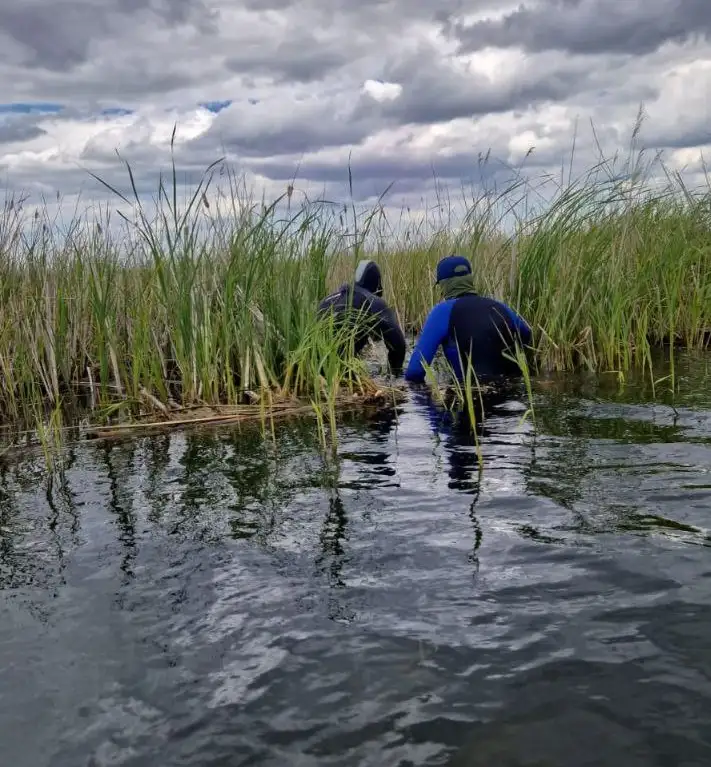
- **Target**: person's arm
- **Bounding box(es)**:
[494,300,532,346]
[404,301,453,383]
[369,297,406,375]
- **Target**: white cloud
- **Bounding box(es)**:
[362,80,403,103]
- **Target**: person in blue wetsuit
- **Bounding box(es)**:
[405,255,532,384]
[318,259,406,375]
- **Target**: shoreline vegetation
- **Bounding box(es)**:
[1,132,710,457]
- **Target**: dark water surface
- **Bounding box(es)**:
[2,355,711,766]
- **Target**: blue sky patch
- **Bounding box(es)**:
[0,102,64,115]
[100,107,133,116]
[199,100,232,113]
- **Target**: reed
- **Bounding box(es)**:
[362,173,711,379]
[0,131,709,446]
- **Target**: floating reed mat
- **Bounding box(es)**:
[84,385,408,440]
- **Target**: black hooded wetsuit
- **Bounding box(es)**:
[317,260,406,375]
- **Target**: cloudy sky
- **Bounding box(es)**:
[1,0,710,228]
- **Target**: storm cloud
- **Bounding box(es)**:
[0,0,709,223]
[0,0,218,71]
[451,0,711,56]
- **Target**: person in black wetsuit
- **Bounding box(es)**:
[405,254,532,384]
[318,259,406,375]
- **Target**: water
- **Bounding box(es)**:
[1,354,711,766]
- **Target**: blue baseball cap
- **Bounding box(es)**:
[435,255,472,284]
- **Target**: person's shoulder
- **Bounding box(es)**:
[321,286,345,302]
[480,296,529,329]
[422,298,455,328]
[318,284,348,308]
[487,295,520,315]
[427,298,456,315]
[355,286,390,312]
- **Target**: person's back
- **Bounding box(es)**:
[405,255,532,383]
[318,259,406,375]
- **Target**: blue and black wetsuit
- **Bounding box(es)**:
[318,260,406,375]
[405,255,532,383]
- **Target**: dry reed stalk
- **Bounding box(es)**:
[84,385,407,440]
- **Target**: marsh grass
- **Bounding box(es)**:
[371,175,711,371]
[1,126,710,462]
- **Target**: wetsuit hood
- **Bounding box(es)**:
[354,259,383,297]
[435,254,476,299]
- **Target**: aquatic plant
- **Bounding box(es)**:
[357,167,711,384]
[0,124,709,454]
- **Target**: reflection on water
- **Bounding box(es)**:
[1,353,711,766]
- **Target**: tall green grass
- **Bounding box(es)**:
[369,168,711,376]
[0,136,709,436]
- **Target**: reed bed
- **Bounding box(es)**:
[0,140,709,443]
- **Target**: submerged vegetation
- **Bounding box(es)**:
[0,126,710,454]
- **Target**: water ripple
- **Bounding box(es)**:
[1,357,711,765]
